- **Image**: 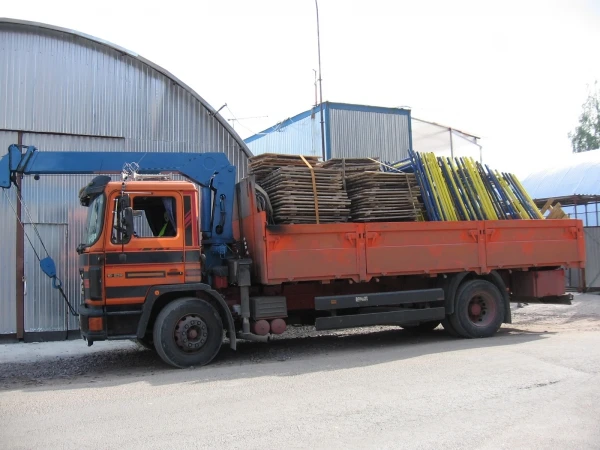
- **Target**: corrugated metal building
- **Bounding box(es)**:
[245,103,413,162]
[522,149,600,290]
[0,19,252,340]
[244,102,482,163]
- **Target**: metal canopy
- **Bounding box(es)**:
[521,149,600,204]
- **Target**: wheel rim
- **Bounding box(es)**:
[174,314,208,352]
[467,292,497,327]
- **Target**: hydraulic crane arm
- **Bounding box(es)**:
[0,144,237,246]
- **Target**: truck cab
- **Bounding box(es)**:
[77,176,230,363]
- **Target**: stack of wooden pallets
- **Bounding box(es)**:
[260,167,351,224]
[344,172,423,222]
[248,153,320,183]
[250,154,351,224]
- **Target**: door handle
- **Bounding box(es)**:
[167,270,183,276]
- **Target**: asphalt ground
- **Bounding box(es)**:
[1,293,599,449]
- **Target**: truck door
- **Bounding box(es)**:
[104,190,186,306]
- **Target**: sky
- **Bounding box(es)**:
[3,0,600,177]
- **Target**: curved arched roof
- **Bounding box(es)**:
[521,149,600,201]
[0,17,253,158]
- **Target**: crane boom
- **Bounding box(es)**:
[0,144,237,246]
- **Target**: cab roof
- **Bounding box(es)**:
[106,180,198,192]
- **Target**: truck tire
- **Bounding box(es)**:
[153,297,224,368]
[401,320,441,332]
[448,279,505,338]
[441,318,461,337]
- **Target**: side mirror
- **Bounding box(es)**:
[122,207,134,239]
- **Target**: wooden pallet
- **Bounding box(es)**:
[345,171,423,222]
[319,157,381,173]
[249,153,320,183]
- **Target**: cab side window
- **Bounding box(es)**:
[132,196,177,238]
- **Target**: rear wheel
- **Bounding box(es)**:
[441,318,461,337]
[153,297,224,368]
[448,279,505,338]
[401,320,441,333]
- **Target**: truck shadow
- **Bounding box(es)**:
[0,326,553,392]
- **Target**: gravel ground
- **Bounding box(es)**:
[1,293,599,390]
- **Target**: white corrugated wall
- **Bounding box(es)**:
[0,20,251,336]
[245,112,324,158]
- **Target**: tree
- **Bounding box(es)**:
[569,81,600,153]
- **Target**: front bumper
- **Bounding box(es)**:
[78,303,107,342]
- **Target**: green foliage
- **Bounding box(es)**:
[569,81,600,153]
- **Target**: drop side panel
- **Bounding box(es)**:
[365,221,484,277]
[485,219,585,269]
[264,223,363,284]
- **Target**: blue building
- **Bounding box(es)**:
[245,101,482,164]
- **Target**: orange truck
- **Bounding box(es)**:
[0,145,586,368]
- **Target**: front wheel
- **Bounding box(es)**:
[153,297,224,368]
[448,279,505,338]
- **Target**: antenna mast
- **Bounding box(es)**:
[315,0,326,161]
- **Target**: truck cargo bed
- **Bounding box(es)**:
[236,179,586,286]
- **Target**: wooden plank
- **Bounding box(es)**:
[540,198,554,215]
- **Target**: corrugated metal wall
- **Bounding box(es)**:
[0,20,251,336]
[583,227,600,289]
[565,227,600,291]
[328,107,410,162]
[0,23,249,178]
[24,224,68,332]
[245,112,324,157]
[21,133,125,332]
[246,104,411,162]
[0,131,18,334]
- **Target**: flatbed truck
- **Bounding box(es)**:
[0,144,586,368]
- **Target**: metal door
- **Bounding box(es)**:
[23,223,69,334]
[584,227,600,289]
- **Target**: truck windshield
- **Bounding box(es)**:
[83,194,105,246]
